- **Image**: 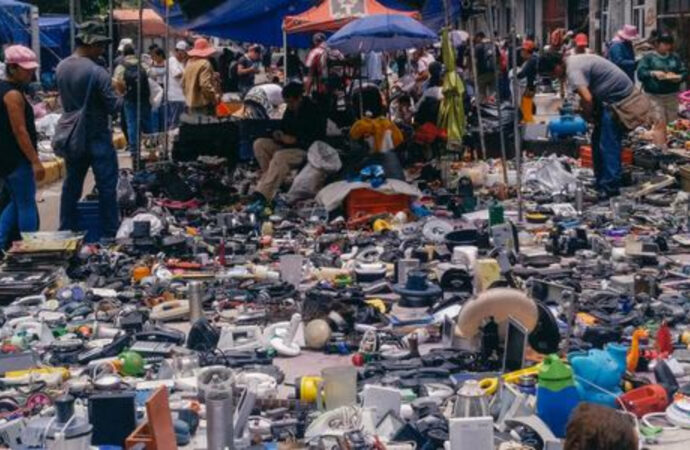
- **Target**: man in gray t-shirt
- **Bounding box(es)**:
[566,54,633,105]
[540,53,632,199]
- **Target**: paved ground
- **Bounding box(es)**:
[37,152,131,231]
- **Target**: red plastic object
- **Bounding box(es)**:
[622,147,633,166]
[345,188,411,219]
[619,384,669,418]
[581,145,632,167]
[657,321,673,357]
[579,146,592,168]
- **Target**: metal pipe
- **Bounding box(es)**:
[467,16,487,160]
[108,0,113,75]
[510,0,523,222]
[487,0,508,185]
[164,2,170,158]
[136,0,143,171]
[282,28,288,85]
[69,0,75,53]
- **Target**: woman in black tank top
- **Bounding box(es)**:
[0,45,44,250]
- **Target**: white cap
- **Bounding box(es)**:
[175,41,189,51]
[117,38,133,53]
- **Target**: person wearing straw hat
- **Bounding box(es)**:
[0,45,43,249]
[182,38,220,115]
[608,25,638,81]
[56,21,121,238]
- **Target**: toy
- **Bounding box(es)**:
[536,354,579,438]
[619,384,669,418]
[627,328,649,372]
[569,343,627,408]
[656,321,673,357]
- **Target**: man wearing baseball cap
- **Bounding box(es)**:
[0,45,44,249]
[166,41,189,128]
[56,20,121,238]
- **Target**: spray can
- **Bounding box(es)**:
[189,281,203,323]
[206,391,234,450]
[575,181,584,215]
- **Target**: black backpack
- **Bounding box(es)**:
[227,60,239,92]
[124,63,150,104]
[476,42,497,75]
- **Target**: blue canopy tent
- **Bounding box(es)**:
[147,0,314,47]
[39,15,71,85]
[0,0,34,46]
[421,0,462,31]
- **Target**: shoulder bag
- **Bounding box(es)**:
[52,65,96,159]
[610,87,657,131]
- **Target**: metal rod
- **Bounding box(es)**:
[108,0,113,74]
[467,16,487,160]
[283,28,288,85]
[487,0,508,185]
[164,2,170,159]
[511,0,523,222]
[69,0,75,52]
[136,0,143,171]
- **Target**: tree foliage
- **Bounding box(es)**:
[24,1,130,17]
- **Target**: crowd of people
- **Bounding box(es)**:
[0,18,688,259]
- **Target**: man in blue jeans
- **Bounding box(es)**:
[56,21,121,237]
[113,44,151,159]
[540,53,634,199]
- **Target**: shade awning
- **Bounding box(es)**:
[284,0,418,34]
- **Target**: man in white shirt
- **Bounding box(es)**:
[166,41,188,128]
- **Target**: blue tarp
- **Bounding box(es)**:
[147,0,314,47]
[39,15,71,74]
[0,0,32,46]
[421,0,462,31]
[147,0,427,48]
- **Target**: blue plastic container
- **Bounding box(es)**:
[76,201,103,243]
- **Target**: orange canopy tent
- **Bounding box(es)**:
[283,0,419,34]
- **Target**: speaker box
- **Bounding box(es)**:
[88,392,137,446]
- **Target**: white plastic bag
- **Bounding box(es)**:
[287,141,342,203]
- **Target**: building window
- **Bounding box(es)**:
[632,0,645,37]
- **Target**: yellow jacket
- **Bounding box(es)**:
[350,117,404,153]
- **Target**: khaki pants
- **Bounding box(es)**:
[253,138,306,200]
[649,93,679,124]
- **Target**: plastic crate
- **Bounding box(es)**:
[345,188,411,218]
[580,145,632,168]
[76,201,103,243]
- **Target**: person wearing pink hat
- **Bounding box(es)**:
[608,25,638,81]
[0,45,44,249]
[181,38,220,114]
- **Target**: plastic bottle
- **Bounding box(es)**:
[536,354,580,438]
[489,201,505,226]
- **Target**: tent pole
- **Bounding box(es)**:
[511,0,523,222]
[487,0,508,185]
[282,27,288,85]
[30,6,40,80]
[69,0,75,52]
[136,0,143,171]
[164,2,170,159]
[108,0,113,73]
[467,17,487,160]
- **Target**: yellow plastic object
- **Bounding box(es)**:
[479,377,498,395]
[627,328,649,373]
[6,367,69,380]
[479,365,542,395]
[475,258,501,292]
[521,95,535,123]
[373,219,393,233]
[365,299,386,314]
[133,265,151,282]
[296,376,322,403]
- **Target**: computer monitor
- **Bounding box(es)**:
[503,317,528,373]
